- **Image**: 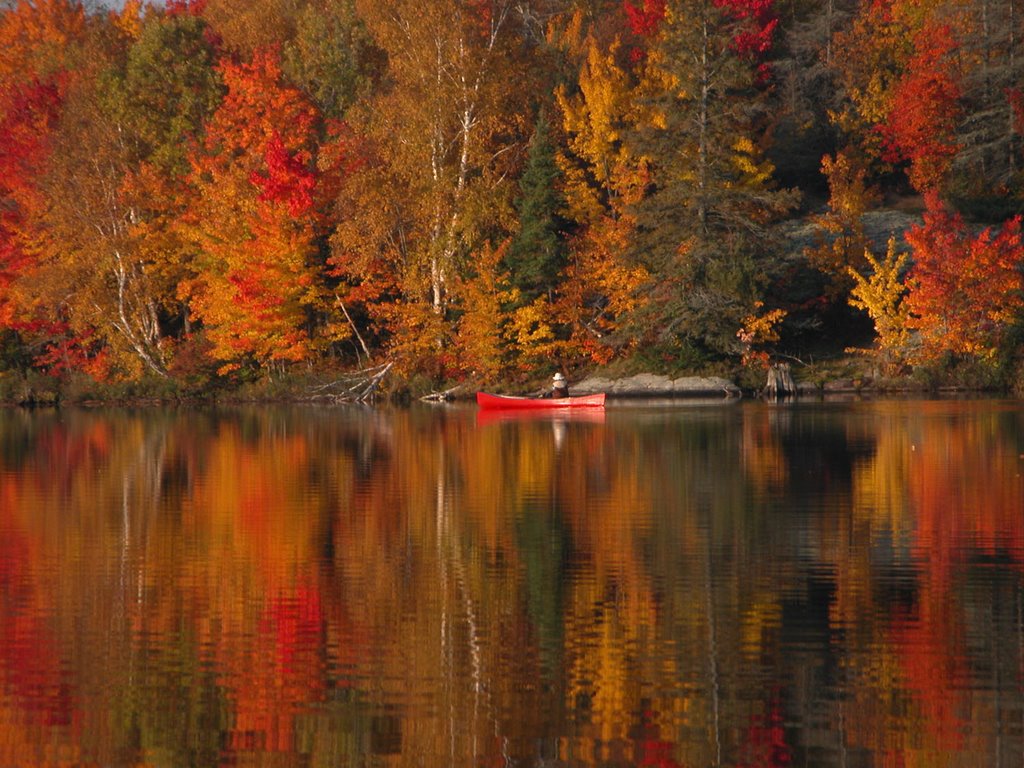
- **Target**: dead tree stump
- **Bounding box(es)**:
[763,362,796,399]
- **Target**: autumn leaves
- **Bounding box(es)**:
[2,0,1024,392]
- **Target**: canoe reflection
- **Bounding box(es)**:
[475,408,607,427]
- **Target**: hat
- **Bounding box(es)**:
[553,372,566,382]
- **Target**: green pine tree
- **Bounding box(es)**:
[506,112,568,303]
[626,0,799,354]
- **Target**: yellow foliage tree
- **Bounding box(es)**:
[554,25,650,363]
[453,240,517,383]
[736,302,788,369]
[806,150,880,298]
[847,238,911,373]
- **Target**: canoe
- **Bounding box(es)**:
[476,392,605,410]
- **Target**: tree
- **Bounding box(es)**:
[280,0,384,120]
[882,19,961,193]
[624,0,666,38]
[0,0,87,366]
[95,7,224,373]
[847,237,911,373]
[178,49,327,374]
[904,196,1024,362]
[806,149,881,298]
[330,0,531,374]
[102,10,223,178]
[454,239,517,381]
[0,0,86,93]
[199,0,304,56]
[830,0,920,169]
[506,111,568,303]
[554,25,650,362]
[626,0,797,353]
[5,3,183,379]
[0,80,62,332]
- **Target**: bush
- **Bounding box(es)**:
[0,370,59,405]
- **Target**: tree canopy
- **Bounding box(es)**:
[3,0,1024,391]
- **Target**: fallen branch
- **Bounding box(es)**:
[420,383,469,402]
[308,362,393,403]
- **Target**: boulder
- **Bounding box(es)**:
[573,373,740,397]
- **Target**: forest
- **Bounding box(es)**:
[2,0,1024,400]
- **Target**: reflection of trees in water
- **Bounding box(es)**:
[1,403,1024,765]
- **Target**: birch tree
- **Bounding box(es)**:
[332,0,529,363]
[10,5,191,379]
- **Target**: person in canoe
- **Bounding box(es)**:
[548,371,569,399]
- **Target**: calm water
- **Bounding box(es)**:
[1,399,1023,766]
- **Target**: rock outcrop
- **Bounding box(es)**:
[572,373,741,397]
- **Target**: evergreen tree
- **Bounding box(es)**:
[953,0,1024,214]
[507,112,568,302]
[627,0,798,354]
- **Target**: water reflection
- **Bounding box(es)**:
[0,400,1023,766]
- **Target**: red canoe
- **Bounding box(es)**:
[476,392,606,410]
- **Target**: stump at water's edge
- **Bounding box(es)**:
[764,362,796,398]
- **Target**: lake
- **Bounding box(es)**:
[1,398,1023,766]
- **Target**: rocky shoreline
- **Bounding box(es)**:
[571,373,743,398]
[567,372,968,399]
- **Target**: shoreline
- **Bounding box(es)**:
[1,377,1008,409]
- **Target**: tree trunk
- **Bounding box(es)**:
[764,362,796,398]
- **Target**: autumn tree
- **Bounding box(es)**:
[199,0,304,56]
[0,0,86,93]
[330,0,531,375]
[90,8,225,379]
[0,81,62,342]
[829,0,974,200]
[178,49,327,374]
[554,22,650,364]
[829,0,919,169]
[280,0,384,120]
[11,3,229,380]
[806,149,880,297]
[0,0,87,367]
[882,18,961,194]
[847,237,911,373]
[626,0,797,355]
[1,2,183,378]
[904,197,1024,362]
[454,239,518,382]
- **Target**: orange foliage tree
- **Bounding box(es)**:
[0,80,62,331]
[882,19,962,193]
[806,150,881,298]
[178,49,327,374]
[0,0,86,367]
[904,196,1024,362]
